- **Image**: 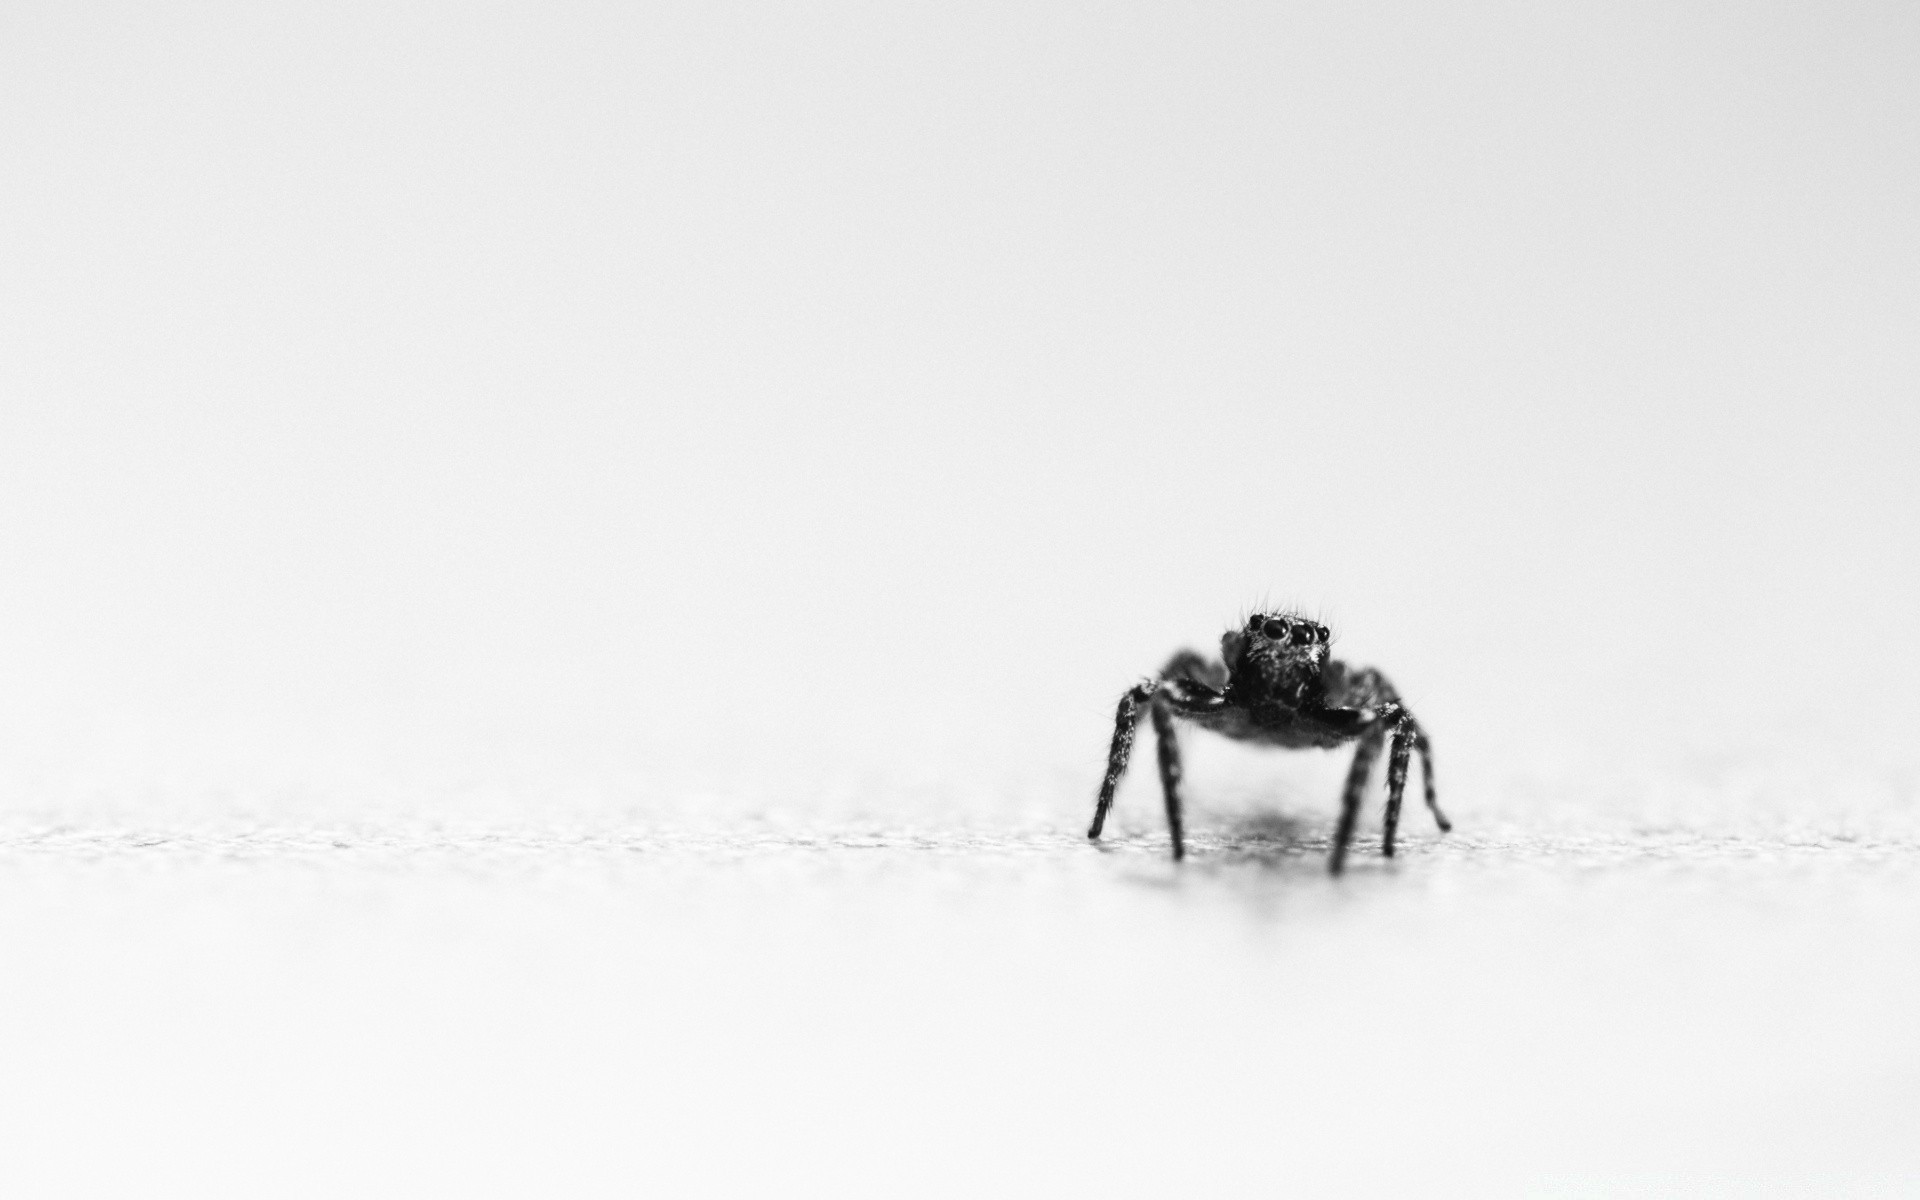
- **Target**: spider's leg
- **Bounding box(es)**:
[1160,648,1228,693]
[1150,699,1186,861]
[1381,721,1416,858]
[1330,729,1385,875]
[1332,665,1398,709]
[1089,680,1157,840]
[1411,724,1452,833]
[1323,667,1455,851]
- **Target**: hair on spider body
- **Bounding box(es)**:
[1087,610,1450,873]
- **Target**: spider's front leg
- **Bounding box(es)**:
[1089,679,1157,842]
[1382,720,1450,856]
[1330,728,1385,875]
[1089,653,1224,858]
[1150,702,1185,860]
[1381,720,1415,859]
[1323,666,1453,867]
[1159,648,1228,693]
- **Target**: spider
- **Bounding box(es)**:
[1087,611,1451,872]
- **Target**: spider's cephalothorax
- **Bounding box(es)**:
[1088,611,1451,872]
[1223,613,1333,713]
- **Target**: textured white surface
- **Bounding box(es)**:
[2,742,1916,1198]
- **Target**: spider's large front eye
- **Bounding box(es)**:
[1290,624,1314,646]
[1262,618,1288,639]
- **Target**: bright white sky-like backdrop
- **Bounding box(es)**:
[1,2,1917,1195]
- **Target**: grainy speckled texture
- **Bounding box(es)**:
[2,743,1915,1199]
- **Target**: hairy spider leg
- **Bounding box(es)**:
[1330,671,1453,854]
[1412,726,1452,833]
[1331,729,1385,875]
[1089,657,1225,850]
[1339,666,1396,706]
[1381,721,1417,858]
[1150,702,1186,860]
[1160,648,1228,693]
[1090,680,1156,840]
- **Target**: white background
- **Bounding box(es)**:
[2,2,1916,1195]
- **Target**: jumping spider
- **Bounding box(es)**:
[1088,612,1451,873]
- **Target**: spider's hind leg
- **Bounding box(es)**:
[1413,727,1452,833]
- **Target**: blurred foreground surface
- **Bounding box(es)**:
[1,743,1915,1199]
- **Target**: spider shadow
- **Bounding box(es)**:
[1091,750,1405,883]
[1184,808,1402,879]
[1197,809,1325,869]
[1100,808,1403,925]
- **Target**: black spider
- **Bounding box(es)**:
[1088,611,1451,873]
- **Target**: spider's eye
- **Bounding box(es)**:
[1262,618,1288,639]
[1290,624,1314,646]
[1313,624,1328,643]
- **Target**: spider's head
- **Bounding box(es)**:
[1222,612,1332,708]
